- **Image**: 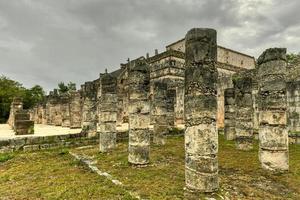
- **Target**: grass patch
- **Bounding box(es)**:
[1,136,300,199]
[0,153,14,163]
[0,148,135,200]
[73,135,300,199]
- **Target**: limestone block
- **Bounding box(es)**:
[185,124,217,155]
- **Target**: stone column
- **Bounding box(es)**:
[287,81,300,140]
[69,91,82,128]
[61,94,71,127]
[257,48,289,171]
[99,73,117,152]
[152,82,168,145]
[184,28,218,194]
[128,60,150,165]
[224,88,236,140]
[233,70,254,150]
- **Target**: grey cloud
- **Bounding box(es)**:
[0,0,299,92]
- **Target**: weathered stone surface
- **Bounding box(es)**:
[152,82,168,145]
[233,70,255,150]
[184,28,218,193]
[69,91,82,128]
[224,88,236,140]
[258,48,289,172]
[99,73,118,153]
[128,59,151,165]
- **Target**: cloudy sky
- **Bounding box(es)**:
[0,0,299,92]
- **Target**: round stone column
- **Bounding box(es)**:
[99,73,118,152]
[233,70,254,150]
[224,88,236,140]
[152,82,168,145]
[257,48,289,171]
[184,28,219,194]
[128,60,151,165]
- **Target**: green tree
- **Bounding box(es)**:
[287,52,300,66]
[0,75,46,123]
[57,81,76,94]
[0,76,26,123]
[23,85,45,109]
[58,82,69,94]
[67,82,76,92]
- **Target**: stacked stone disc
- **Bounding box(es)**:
[287,59,300,142]
[99,73,118,152]
[69,91,82,128]
[224,88,236,140]
[257,48,289,171]
[152,82,168,145]
[128,59,151,165]
[81,82,97,133]
[60,93,70,127]
[233,70,255,150]
[184,28,219,194]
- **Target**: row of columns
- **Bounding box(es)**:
[97,28,290,196]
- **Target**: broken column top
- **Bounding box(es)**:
[257,48,287,65]
[185,28,217,65]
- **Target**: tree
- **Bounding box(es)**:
[67,82,76,92]
[23,85,46,109]
[57,81,76,94]
[0,76,26,123]
[58,82,69,94]
[0,75,46,123]
[287,52,300,66]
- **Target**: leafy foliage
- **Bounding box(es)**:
[57,81,76,94]
[287,52,300,66]
[0,75,45,123]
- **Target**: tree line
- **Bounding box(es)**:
[0,75,76,123]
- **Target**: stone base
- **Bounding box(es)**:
[259,149,289,172]
[185,169,218,193]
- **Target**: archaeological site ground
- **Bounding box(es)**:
[1,27,300,200]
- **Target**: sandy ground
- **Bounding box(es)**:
[0,124,81,141]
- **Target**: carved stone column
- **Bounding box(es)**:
[99,73,117,152]
[257,48,289,171]
[128,60,151,165]
[233,70,254,150]
[152,82,168,145]
[184,28,218,194]
[224,88,236,140]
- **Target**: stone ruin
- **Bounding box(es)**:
[8,97,34,135]
[27,27,300,195]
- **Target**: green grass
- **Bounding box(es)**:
[0,153,14,163]
[0,149,135,200]
[1,136,300,199]
[73,135,300,199]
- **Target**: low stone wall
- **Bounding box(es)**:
[0,131,130,153]
[0,132,97,153]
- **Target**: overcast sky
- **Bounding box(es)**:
[0,0,299,92]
